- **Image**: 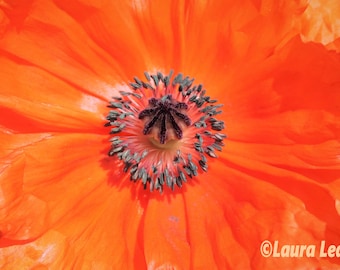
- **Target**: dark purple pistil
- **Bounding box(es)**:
[138,95,191,144]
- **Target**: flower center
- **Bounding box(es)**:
[139,95,191,144]
[105,71,226,192]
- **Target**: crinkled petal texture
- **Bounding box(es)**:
[0,0,340,269]
[299,0,340,52]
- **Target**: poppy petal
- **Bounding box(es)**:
[226,139,340,172]
[183,179,251,269]
[0,187,147,269]
[201,159,339,269]
[143,194,190,269]
[53,0,150,75]
[300,0,340,51]
[0,230,67,269]
[218,152,340,230]
[0,129,151,268]
[227,110,338,146]
[216,36,340,123]
[0,57,108,133]
[52,188,146,269]
[0,0,124,99]
[0,131,107,245]
[0,0,34,32]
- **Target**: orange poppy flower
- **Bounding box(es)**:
[0,0,340,269]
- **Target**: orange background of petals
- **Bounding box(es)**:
[0,0,340,269]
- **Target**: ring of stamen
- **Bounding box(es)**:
[105,71,226,192]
